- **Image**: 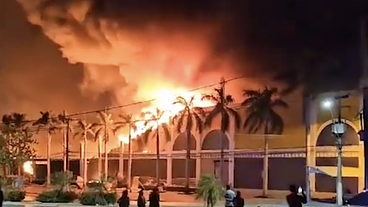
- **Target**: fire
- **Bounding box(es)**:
[117,88,214,145]
[23,161,34,175]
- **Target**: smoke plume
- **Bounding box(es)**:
[15,0,273,107]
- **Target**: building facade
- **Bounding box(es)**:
[33,90,364,194]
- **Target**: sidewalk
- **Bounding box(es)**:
[3,199,340,207]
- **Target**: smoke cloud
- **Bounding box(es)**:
[15,0,273,108]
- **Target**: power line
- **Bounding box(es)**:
[67,75,247,117]
[0,74,319,127]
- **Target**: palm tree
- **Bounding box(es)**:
[196,174,224,207]
[201,78,241,185]
[242,87,288,197]
[74,120,96,187]
[33,111,59,185]
[57,112,73,172]
[94,110,116,180]
[115,113,137,189]
[143,108,171,186]
[172,96,205,191]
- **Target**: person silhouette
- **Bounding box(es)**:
[234,191,244,207]
[224,185,235,207]
[149,187,160,207]
[118,190,130,207]
[0,188,3,207]
[286,185,307,207]
[137,189,146,207]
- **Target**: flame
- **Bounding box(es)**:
[117,87,214,146]
[23,161,34,175]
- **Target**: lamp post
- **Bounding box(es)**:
[322,95,349,206]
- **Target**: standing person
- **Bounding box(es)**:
[149,187,160,207]
[0,187,3,207]
[286,185,307,207]
[224,185,236,207]
[118,190,130,207]
[137,189,146,207]
[234,191,244,207]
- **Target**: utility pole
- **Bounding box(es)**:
[155,114,160,187]
[332,94,349,206]
[127,122,133,191]
[359,19,368,190]
[63,110,67,171]
[219,77,226,186]
[66,114,70,171]
[304,95,312,202]
[104,107,108,180]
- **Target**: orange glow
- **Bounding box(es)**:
[117,87,214,145]
[23,161,34,175]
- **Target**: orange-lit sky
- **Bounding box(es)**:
[0,0,365,119]
[0,0,366,158]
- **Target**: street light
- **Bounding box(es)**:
[323,95,349,206]
[322,99,334,109]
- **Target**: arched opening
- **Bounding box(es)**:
[173,132,196,151]
[316,124,359,146]
[201,130,230,185]
[201,130,229,150]
[315,122,360,193]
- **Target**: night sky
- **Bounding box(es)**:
[0,0,367,117]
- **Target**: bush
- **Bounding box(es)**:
[5,189,26,201]
[196,174,224,207]
[104,192,117,204]
[36,190,78,203]
[80,191,117,205]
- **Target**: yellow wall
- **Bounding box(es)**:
[234,91,362,150]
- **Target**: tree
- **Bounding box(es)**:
[201,78,241,185]
[143,108,171,186]
[94,110,117,180]
[0,113,36,175]
[57,112,73,172]
[196,174,224,207]
[33,111,60,185]
[242,87,288,197]
[74,120,96,187]
[115,113,137,189]
[172,96,205,192]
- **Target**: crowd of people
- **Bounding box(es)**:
[117,188,159,207]
[117,184,307,207]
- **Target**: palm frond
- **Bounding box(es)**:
[243,112,261,133]
[272,99,289,108]
[193,107,206,117]
[175,112,185,133]
[268,110,284,134]
[241,97,258,107]
[226,107,241,130]
[201,94,219,103]
[173,96,187,106]
[113,125,125,134]
[225,95,234,104]
[142,128,152,144]
[243,89,261,97]
[193,112,204,133]
[204,104,222,127]
[161,123,171,143]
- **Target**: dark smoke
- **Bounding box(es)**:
[2,0,367,118]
